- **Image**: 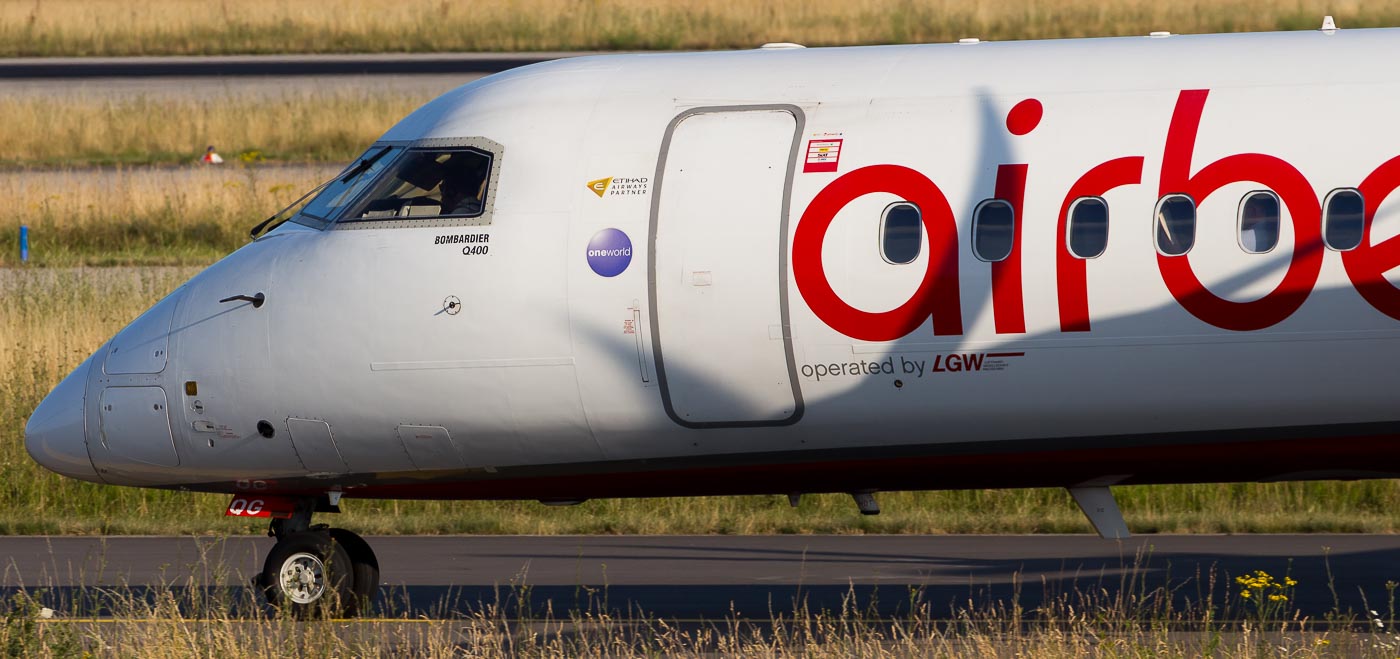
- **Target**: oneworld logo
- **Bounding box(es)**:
[587,228,632,277]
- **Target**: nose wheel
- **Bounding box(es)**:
[256,500,379,618]
[328,527,380,615]
[262,532,353,616]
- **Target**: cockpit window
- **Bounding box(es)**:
[340,147,493,222]
[296,146,402,223]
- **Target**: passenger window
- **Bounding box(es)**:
[1323,188,1364,251]
[344,147,493,221]
[880,202,922,264]
[1237,191,1280,254]
[1155,194,1196,256]
[1067,197,1108,259]
[972,199,1014,262]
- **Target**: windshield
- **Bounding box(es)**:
[339,147,493,222]
[296,145,402,223]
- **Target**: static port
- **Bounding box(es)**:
[256,420,275,438]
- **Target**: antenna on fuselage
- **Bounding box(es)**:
[851,491,880,515]
[1068,485,1130,540]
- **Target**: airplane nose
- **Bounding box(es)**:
[25,357,101,483]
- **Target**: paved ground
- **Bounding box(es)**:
[0,53,598,79]
[0,53,605,98]
[0,74,479,99]
[2,534,1397,619]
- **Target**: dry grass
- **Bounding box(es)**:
[0,166,336,266]
[0,266,208,532]
[0,2,1385,168]
[0,0,1389,56]
[13,612,1364,658]
[0,90,433,168]
[4,265,1400,535]
[0,563,1384,657]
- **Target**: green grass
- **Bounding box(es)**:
[2,219,246,268]
[1,484,1393,537]
[3,266,1400,536]
[0,166,333,267]
[0,91,431,170]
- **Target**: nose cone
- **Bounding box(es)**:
[25,357,101,483]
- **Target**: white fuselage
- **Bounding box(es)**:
[27,28,1400,501]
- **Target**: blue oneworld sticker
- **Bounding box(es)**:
[587,228,632,277]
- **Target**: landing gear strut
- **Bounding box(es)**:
[256,497,379,618]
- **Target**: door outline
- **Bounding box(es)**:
[647,104,807,429]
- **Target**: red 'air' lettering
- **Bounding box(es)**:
[992,164,1028,334]
[1056,157,1144,332]
[990,100,1042,334]
[1157,89,1323,331]
[793,88,1400,343]
[792,165,962,340]
[1344,156,1400,321]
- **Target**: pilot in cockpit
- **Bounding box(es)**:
[436,154,489,216]
[344,147,492,220]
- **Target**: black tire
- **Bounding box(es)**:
[260,530,355,619]
[328,528,379,617]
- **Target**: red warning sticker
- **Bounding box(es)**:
[803,138,844,173]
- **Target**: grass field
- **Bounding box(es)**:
[0,555,1382,657]
[0,596,1375,657]
[0,0,1392,56]
[0,90,432,168]
[3,266,1400,535]
[0,166,334,266]
[0,579,1368,657]
[1,2,1390,169]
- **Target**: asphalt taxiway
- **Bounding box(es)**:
[3,534,1397,619]
[0,53,595,98]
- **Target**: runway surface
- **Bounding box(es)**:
[0,53,596,79]
[0,53,601,98]
[3,534,1398,619]
[0,73,479,98]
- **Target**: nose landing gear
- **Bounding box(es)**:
[254,497,379,618]
[262,531,354,615]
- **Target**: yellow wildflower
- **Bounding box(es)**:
[1241,590,1252,599]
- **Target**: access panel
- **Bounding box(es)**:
[98,386,178,467]
[104,292,179,375]
[286,418,348,474]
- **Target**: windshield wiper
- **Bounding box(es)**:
[249,146,394,239]
[248,176,334,239]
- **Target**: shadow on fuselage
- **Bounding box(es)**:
[185,116,1400,506]
[560,269,1400,503]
